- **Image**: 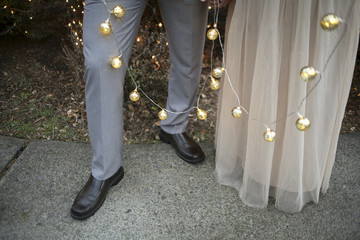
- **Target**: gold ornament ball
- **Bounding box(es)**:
[111,57,122,69]
[158,109,168,121]
[296,116,311,131]
[197,109,207,120]
[321,14,341,31]
[210,78,220,90]
[129,90,140,102]
[300,66,317,82]
[263,129,276,142]
[113,5,125,18]
[100,21,111,35]
[212,67,223,79]
[207,28,218,40]
[231,106,242,119]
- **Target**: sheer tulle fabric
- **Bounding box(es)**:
[215,0,360,213]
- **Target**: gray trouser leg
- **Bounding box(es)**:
[84,0,207,180]
[159,0,208,134]
[83,0,147,180]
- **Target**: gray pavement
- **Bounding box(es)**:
[0,133,359,239]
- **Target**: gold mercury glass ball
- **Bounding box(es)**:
[296,116,311,131]
[300,66,317,82]
[111,57,122,69]
[100,21,111,35]
[212,67,223,79]
[321,14,341,31]
[210,78,220,90]
[158,109,168,121]
[197,109,207,120]
[263,129,276,142]
[231,106,242,119]
[207,28,218,40]
[113,5,125,18]
[129,90,140,102]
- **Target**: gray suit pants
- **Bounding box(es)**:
[83,0,208,180]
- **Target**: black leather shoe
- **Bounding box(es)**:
[70,166,124,220]
[159,129,205,163]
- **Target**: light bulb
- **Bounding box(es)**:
[129,89,140,102]
[321,14,341,31]
[263,128,276,142]
[197,109,207,120]
[231,106,242,119]
[296,116,311,131]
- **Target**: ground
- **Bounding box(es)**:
[0,2,359,144]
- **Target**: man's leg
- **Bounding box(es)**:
[158,0,208,163]
[71,0,147,220]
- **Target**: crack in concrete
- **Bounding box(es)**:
[0,141,30,179]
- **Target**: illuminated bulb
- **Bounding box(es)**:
[300,66,317,82]
[113,5,125,18]
[231,106,242,119]
[111,56,122,69]
[212,67,223,79]
[210,77,220,90]
[158,23,163,27]
[263,128,276,142]
[320,14,341,31]
[197,109,207,120]
[129,90,140,102]
[207,28,218,40]
[158,109,168,121]
[100,20,111,35]
[296,116,311,131]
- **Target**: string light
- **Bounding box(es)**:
[110,56,122,69]
[321,14,341,31]
[1,1,37,36]
[207,28,218,40]
[210,77,220,90]
[100,20,111,35]
[197,108,208,120]
[295,114,311,131]
[231,106,242,119]
[112,5,125,18]
[158,109,168,120]
[97,0,208,121]
[300,66,318,82]
[205,3,347,142]
[61,0,347,141]
[212,67,223,79]
[129,89,140,102]
[264,128,276,142]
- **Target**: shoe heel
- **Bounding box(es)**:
[111,170,124,186]
[159,134,170,144]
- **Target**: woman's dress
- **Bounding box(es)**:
[215,0,360,212]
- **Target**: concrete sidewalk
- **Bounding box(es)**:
[0,133,359,239]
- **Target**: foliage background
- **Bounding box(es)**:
[0,0,359,144]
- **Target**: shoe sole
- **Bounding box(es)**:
[70,170,124,220]
[159,133,205,164]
